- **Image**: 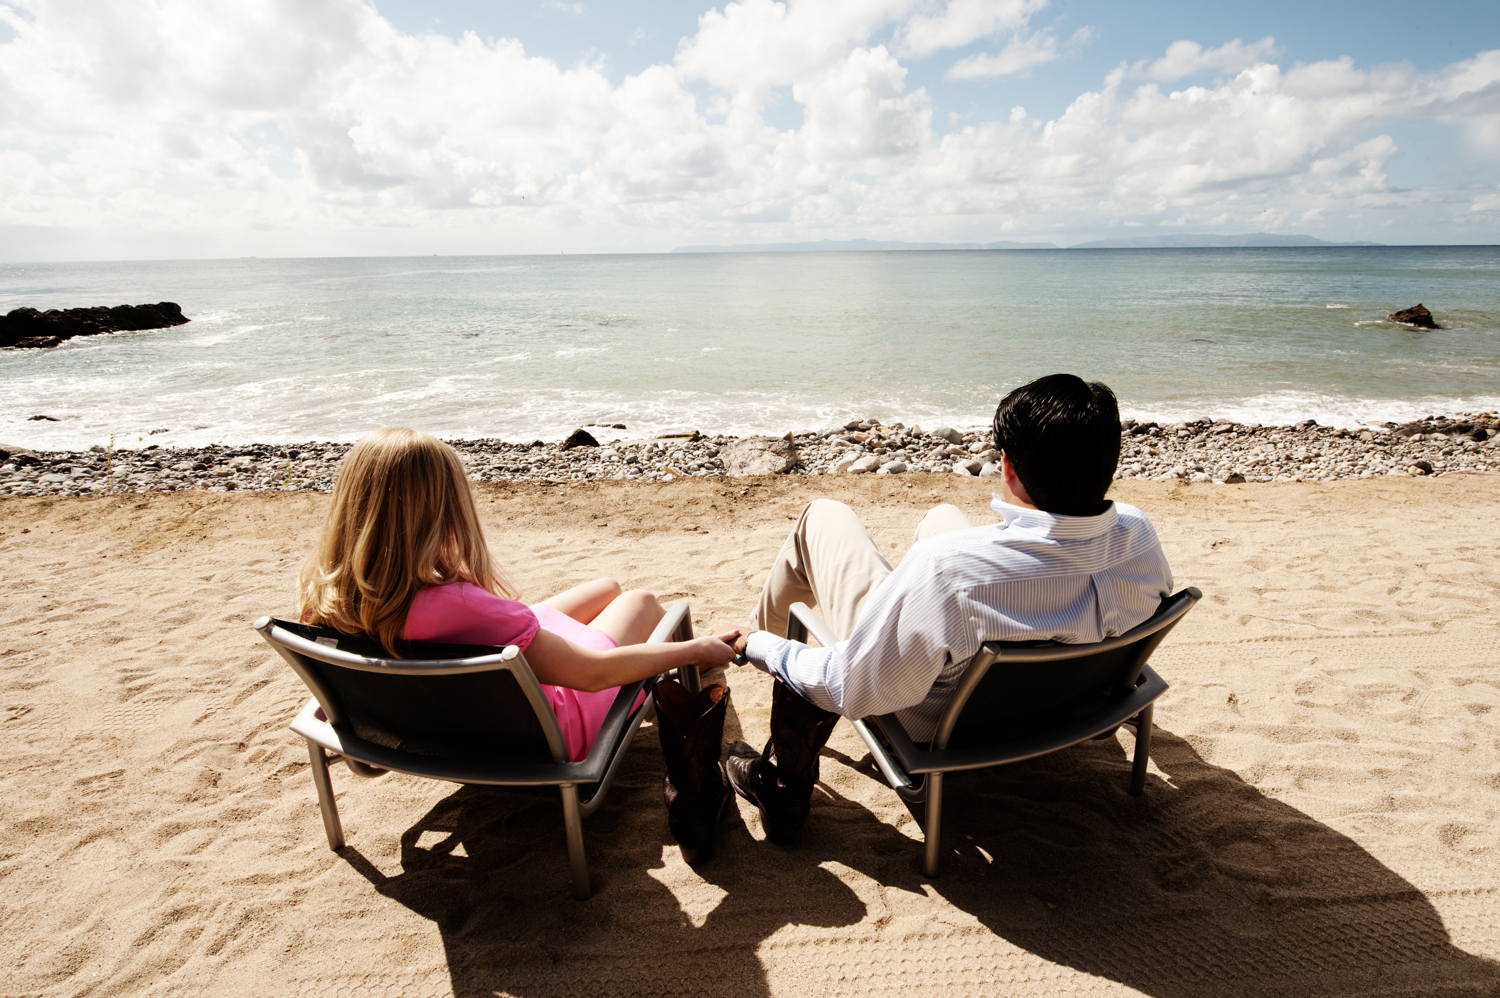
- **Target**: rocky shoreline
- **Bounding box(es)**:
[2,414,1495,498]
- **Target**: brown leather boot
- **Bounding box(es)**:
[725,679,840,844]
[654,679,730,864]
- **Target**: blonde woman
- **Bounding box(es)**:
[297,427,739,766]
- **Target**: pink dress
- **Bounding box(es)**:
[404,582,628,762]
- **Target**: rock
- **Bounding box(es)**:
[1189,472,1211,483]
[848,455,881,474]
[832,453,861,474]
[562,428,599,449]
[228,455,254,469]
[957,459,983,475]
[932,426,962,445]
[876,461,906,474]
[0,443,38,466]
[1410,459,1434,474]
[968,441,986,454]
[28,414,60,421]
[1223,472,1247,484]
[0,302,190,349]
[952,465,975,477]
[655,429,701,442]
[719,435,797,475]
[979,462,1001,478]
[1387,304,1439,329]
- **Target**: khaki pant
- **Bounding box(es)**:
[750,499,975,641]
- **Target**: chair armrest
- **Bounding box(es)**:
[650,600,700,695]
[851,718,919,793]
[787,602,839,647]
[648,600,693,645]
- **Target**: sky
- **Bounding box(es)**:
[1,0,1498,260]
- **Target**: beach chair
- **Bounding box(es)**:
[253,601,699,900]
[786,587,1201,877]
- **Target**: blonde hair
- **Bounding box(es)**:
[297,428,519,654]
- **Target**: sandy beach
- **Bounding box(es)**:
[2,473,1498,997]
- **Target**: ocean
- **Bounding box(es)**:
[2,246,1498,451]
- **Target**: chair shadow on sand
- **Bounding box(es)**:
[341,709,1498,998]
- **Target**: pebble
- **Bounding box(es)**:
[1,412,1496,498]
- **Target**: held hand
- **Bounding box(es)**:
[688,633,738,668]
[707,623,752,665]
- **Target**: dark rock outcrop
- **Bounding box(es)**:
[561,428,599,449]
[0,302,190,349]
[1387,304,1439,329]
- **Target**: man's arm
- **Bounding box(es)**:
[742,546,977,719]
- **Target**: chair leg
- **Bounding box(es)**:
[560,783,591,900]
[922,772,945,879]
[1129,703,1154,796]
[306,739,345,850]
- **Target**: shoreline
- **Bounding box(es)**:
[2,411,1495,498]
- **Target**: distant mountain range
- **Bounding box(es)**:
[671,233,1384,253]
[672,237,1059,252]
[1070,233,1384,249]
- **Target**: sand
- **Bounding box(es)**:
[1,473,1498,997]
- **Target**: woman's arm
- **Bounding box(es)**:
[521,626,739,692]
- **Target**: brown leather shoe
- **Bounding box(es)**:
[725,680,840,843]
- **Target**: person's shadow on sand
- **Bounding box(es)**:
[342,719,1498,998]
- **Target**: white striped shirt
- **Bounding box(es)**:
[744,497,1174,741]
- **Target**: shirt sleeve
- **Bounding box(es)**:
[744,544,978,719]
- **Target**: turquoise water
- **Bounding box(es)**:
[2,247,1498,449]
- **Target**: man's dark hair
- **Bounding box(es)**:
[991,374,1121,516]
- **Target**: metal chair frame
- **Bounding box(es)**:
[254,601,699,899]
[786,587,1201,877]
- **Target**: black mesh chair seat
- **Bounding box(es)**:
[254,601,699,899]
[786,587,1201,877]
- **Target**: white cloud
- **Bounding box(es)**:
[674,0,915,98]
[0,0,1497,256]
[541,0,585,16]
[1136,36,1281,81]
[897,0,1047,58]
[945,29,1058,79]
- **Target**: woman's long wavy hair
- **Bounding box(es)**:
[297,428,519,655]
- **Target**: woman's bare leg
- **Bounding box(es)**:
[588,589,666,647]
[541,578,622,625]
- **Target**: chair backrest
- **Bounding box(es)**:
[255,617,568,764]
[935,587,1201,750]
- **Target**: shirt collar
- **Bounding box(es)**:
[989,494,1119,539]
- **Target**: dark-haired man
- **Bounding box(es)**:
[718,373,1174,842]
